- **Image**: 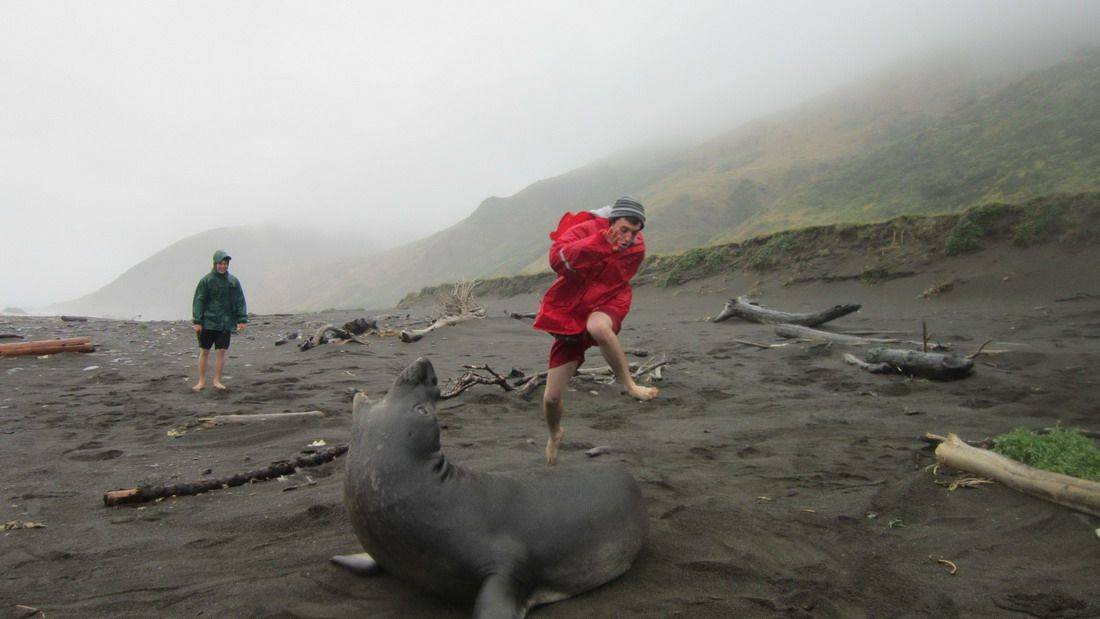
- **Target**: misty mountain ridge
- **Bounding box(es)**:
[62,47,1100,317]
[52,224,370,320]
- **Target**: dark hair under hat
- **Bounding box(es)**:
[609,197,645,224]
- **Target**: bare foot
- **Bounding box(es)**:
[625,383,659,401]
[213,381,227,391]
[192,382,205,392]
[545,427,565,466]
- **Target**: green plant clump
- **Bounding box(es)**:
[992,427,1100,481]
[748,232,798,270]
[944,217,984,255]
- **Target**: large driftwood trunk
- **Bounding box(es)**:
[0,337,95,357]
[864,347,973,380]
[934,433,1100,518]
[713,296,860,325]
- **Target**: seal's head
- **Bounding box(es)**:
[353,357,442,459]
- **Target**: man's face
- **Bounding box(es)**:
[610,219,643,249]
[215,260,230,274]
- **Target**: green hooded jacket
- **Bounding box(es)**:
[192,250,248,332]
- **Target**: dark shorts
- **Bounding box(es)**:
[548,309,622,370]
[197,329,231,350]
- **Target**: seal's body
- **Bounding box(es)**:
[341,358,647,617]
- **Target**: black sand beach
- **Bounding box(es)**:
[3,243,1100,617]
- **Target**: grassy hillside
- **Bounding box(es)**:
[764,49,1100,229]
[73,49,1100,315]
[307,53,1005,309]
[399,192,1100,305]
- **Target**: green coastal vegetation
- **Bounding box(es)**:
[993,428,1100,482]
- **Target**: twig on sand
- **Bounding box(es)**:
[1054,292,1098,303]
[735,339,791,350]
[967,339,994,359]
[168,411,326,437]
[440,365,515,400]
[931,556,959,575]
[103,445,349,507]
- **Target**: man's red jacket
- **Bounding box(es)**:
[533,212,646,336]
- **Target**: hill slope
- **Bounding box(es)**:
[54,225,367,320]
[305,50,1100,310]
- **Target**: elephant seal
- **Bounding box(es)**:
[334,357,647,618]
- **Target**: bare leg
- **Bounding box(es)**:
[587,312,658,401]
[193,348,209,391]
[212,349,227,390]
[543,361,578,465]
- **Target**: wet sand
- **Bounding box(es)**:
[2,243,1100,617]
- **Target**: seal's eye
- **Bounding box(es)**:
[415,405,430,416]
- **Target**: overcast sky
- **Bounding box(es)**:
[2,1,1099,308]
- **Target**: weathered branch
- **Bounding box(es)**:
[775,324,949,350]
[199,411,326,427]
[440,365,514,399]
[103,445,349,507]
[399,310,486,343]
[931,433,1100,518]
[508,311,537,320]
[0,333,24,340]
[713,296,860,325]
[847,347,973,380]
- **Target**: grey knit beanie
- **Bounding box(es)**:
[609,197,645,224]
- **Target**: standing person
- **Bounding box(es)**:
[191,250,247,391]
[533,197,658,465]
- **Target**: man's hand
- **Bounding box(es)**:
[193,324,202,333]
[603,227,628,252]
[236,323,247,333]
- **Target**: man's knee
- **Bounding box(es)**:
[543,387,563,407]
[588,323,614,344]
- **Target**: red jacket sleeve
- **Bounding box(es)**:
[548,223,614,278]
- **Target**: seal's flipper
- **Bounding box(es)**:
[473,573,528,619]
[331,553,382,576]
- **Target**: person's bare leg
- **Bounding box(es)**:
[212,349,228,390]
[543,361,578,465]
[193,348,208,391]
[587,312,658,401]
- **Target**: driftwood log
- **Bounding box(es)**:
[104,445,349,507]
[60,315,89,322]
[846,348,972,380]
[342,317,377,335]
[198,411,326,427]
[399,310,486,343]
[0,337,95,357]
[931,433,1100,518]
[298,324,370,351]
[713,296,860,325]
[779,324,949,350]
[0,333,24,340]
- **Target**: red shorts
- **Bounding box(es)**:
[548,309,623,369]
